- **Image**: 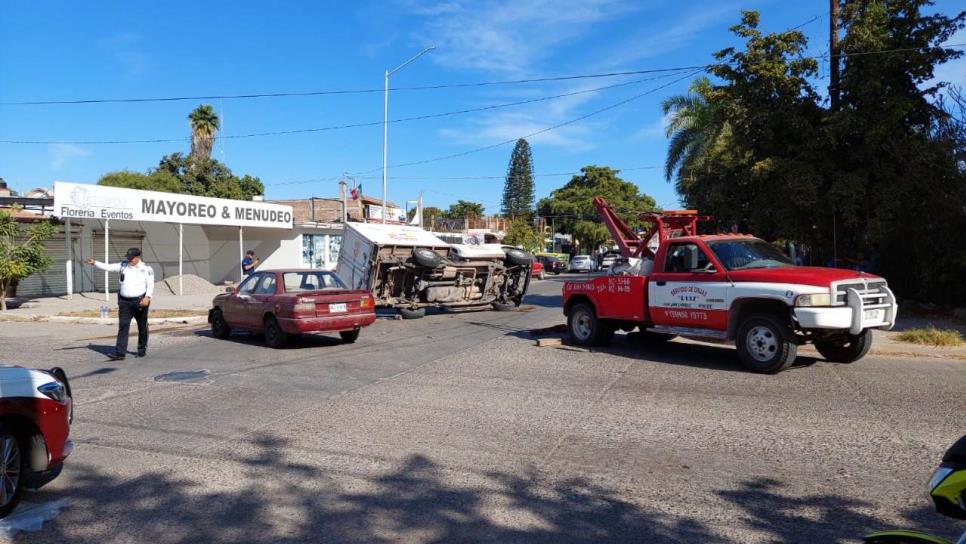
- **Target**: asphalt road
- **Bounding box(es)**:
[1,275,963,543]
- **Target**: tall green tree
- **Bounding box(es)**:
[0,209,57,311]
[537,166,658,251]
[501,138,535,219]
[501,220,543,252]
[661,77,728,194]
[444,200,485,220]
[188,104,220,161]
[99,153,264,201]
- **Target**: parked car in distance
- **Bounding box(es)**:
[569,255,595,273]
[209,269,376,348]
[537,255,567,275]
[531,257,545,280]
[0,366,73,517]
[599,251,621,271]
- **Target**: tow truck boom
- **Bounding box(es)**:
[593,196,711,259]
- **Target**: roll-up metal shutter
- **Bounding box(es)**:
[16,228,81,298]
[91,231,144,292]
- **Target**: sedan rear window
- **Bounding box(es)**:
[283,272,346,292]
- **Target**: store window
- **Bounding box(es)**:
[302,234,342,270]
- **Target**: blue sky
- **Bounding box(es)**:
[1,0,963,212]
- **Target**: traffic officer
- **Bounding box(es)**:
[86,248,154,360]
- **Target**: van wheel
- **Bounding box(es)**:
[735,313,797,373]
[491,302,517,312]
[339,327,361,343]
[264,316,289,348]
[815,330,873,363]
[398,308,426,319]
[504,248,532,267]
[413,248,442,269]
[0,427,24,518]
[568,303,614,347]
[211,308,231,339]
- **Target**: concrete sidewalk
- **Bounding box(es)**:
[0,290,218,325]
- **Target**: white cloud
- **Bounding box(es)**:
[439,109,598,152]
[49,144,91,170]
[99,33,148,76]
[603,3,741,68]
[402,0,633,75]
[629,113,671,141]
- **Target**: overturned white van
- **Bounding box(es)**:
[336,223,532,318]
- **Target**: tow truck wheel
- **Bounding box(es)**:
[0,426,24,518]
[815,330,873,363]
[211,308,231,339]
[398,308,426,319]
[264,316,289,348]
[735,313,797,373]
[568,303,614,347]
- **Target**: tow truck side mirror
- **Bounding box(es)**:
[684,246,699,270]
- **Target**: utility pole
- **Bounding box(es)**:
[339,173,348,223]
[829,0,841,111]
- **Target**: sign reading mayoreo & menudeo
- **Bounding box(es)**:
[52,182,293,229]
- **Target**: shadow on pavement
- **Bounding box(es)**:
[19,432,958,543]
[522,293,563,308]
[18,433,727,544]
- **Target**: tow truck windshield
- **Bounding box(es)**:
[708,239,794,271]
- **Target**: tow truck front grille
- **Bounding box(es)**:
[833,278,890,309]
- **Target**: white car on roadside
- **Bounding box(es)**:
[569,255,595,273]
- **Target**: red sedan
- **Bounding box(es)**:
[209,269,376,348]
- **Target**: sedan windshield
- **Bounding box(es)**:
[707,239,794,271]
[283,271,347,292]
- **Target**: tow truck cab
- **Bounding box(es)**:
[562,200,897,373]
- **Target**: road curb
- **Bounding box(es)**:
[0,314,208,326]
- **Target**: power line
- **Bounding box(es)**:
[266,166,661,187]
[0,66,710,106]
[0,72,690,145]
[349,70,704,175]
[3,39,960,107]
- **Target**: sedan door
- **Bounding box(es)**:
[247,273,279,329]
[223,274,260,328]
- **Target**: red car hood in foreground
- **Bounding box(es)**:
[727,266,883,288]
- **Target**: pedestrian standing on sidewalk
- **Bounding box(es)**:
[85,248,154,360]
[242,250,259,275]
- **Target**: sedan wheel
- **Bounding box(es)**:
[0,431,23,518]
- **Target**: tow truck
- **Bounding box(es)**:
[562,198,898,373]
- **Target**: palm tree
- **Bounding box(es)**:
[661,77,726,188]
[188,104,220,161]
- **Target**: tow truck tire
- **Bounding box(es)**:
[398,308,426,319]
[339,327,361,343]
[211,308,231,339]
[735,313,797,373]
[0,425,24,519]
[264,316,289,348]
[568,302,614,347]
[413,248,442,269]
[504,248,531,267]
[815,330,873,363]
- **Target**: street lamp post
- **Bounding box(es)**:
[382,46,435,224]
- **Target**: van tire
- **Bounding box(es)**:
[735,313,797,373]
[815,330,873,363]
[413,248,442,269]
[398,308,426,319]
[504,248,532,267]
